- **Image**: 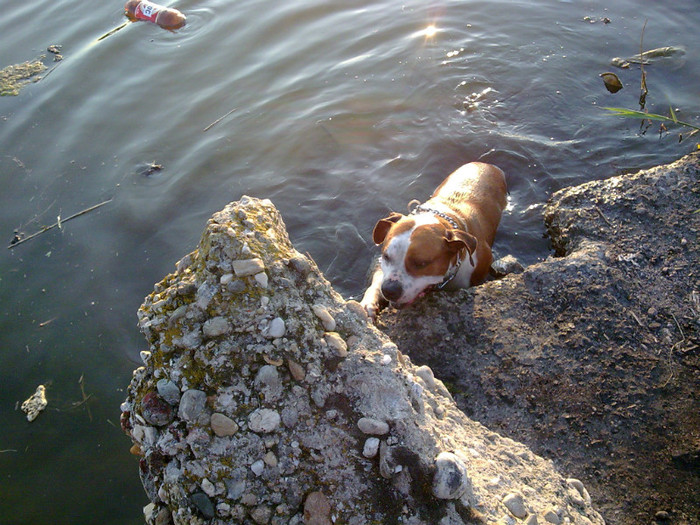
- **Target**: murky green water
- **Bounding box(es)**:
[1,0,698,523]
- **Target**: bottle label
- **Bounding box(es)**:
[134,1,161,23]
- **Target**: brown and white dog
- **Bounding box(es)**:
[360,162,507,320]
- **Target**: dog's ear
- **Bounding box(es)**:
[445,229,477,255]
[372,212,403,244]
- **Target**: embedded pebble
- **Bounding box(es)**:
[203,316,231,338]
[324,332,347,357]
[503,492,528,519]
[312,304,336,331]
[248,408,281,433]
[156,379,181,405]
[140,350,151,364]
[357,417,389,435]
[154,507,172,525]
[251,459,265,476]
[220,273,234,285]
[254,272,268,288]
[21,385,47,422]
[233,258,265,277]
[178,389,207,422]
[566,478,590,503]
[267,317,286,339]
[362,437,380,458]
[432,451,471,499]
[250,505,272,524]
[255,365,282,401]
[263,451,278,467]
[141,392,174,427]
[287,359,305,381]
[543,509,561,524]
[191,492,215,519]
[201,478,216,497]
[303,491,332,525]
[211,412,238,437]
[288,255,312,277]
[415,365,436,390]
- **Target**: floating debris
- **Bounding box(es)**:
[21,385,47,422]
[0,58,47,96]
[600,72,623,93]
[47,45,63,62]
[611,46,685,69]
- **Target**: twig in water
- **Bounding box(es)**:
[78,374,93,422]
[8,199,112,249]
[97,22,130,42]
[203,107,238,132]
[638,20,648,111]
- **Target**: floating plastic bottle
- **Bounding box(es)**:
[124,0,186,30]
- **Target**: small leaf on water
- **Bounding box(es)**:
[600,72,623,93]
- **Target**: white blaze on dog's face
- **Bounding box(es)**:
[374,213,472,305]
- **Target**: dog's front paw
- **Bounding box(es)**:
[361,300,380,323]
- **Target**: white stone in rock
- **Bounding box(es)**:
[312,304,336,331]
[143,502,156,522]
[566,478,591,504]
[203,316,231,338]
[248,408,281,433]
[415,365,436,390]
[362,437,380,458]
[324,332,348,357]
[267,317,286,339]
[251,459,265,476]
[254,272,268,288]
[503,492,528,519]
[220,273,233,285]
[357,417,389,435]
[211,412,238,437]
[140,350,151,364]
[432,451,471,499]
[201,478,216,497]
[233,258,265,277]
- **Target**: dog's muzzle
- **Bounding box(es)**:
[380,279,403,303]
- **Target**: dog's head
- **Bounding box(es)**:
[373,212,476,306]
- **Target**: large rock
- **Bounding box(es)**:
[121,196,605,525]
[380,153,700,525]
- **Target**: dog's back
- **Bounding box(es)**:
[430,162,507,247]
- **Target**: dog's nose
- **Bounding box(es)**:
[381,280,403,302]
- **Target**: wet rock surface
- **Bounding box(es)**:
[122,197,605,524]
[380,153,700,525]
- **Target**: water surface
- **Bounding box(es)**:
[1,0,698,523]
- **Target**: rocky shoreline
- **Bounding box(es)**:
[121,153,698,524]
[380,152,699,525]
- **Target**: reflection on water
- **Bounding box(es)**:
[1,0,699,522]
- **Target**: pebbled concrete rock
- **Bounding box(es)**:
[122,196,605,525]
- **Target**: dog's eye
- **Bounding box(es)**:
[382,253,391,263]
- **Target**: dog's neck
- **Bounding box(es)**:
[410,203,464,231]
